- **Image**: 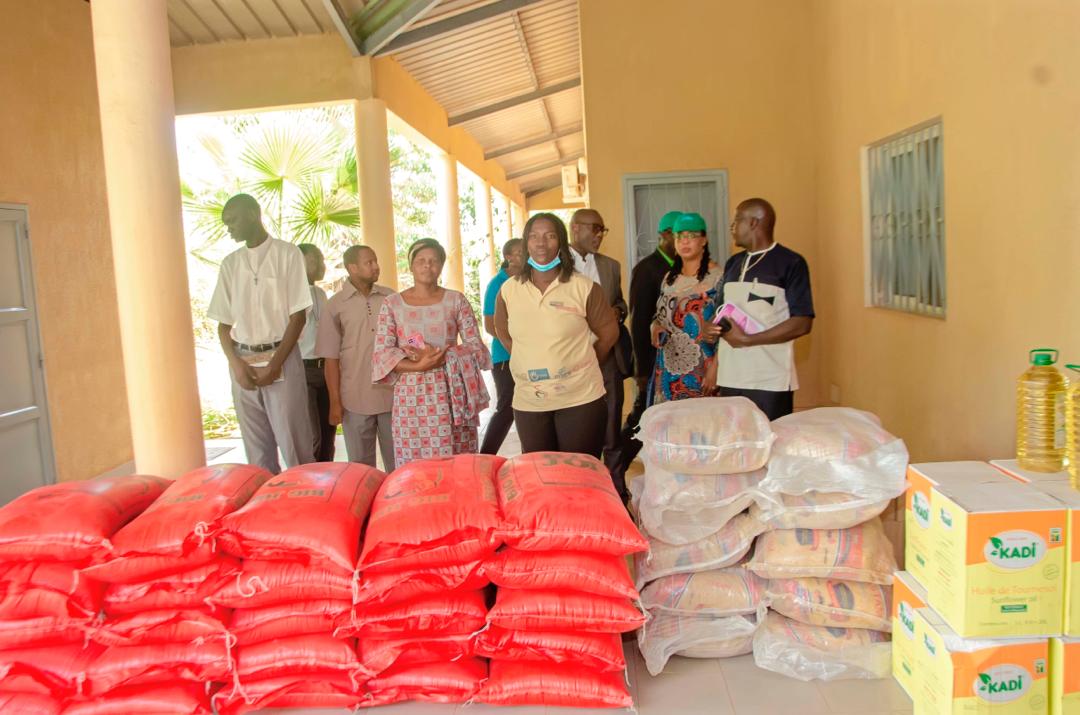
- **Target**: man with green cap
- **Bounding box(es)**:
[612,210,682,490]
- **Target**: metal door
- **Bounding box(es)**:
[0,205,56,502]
[622,170,729,270]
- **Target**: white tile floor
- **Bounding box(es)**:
[254,647,912,714]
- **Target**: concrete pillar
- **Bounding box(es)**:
[90,0,203,477]
[503,195,514,243]
[436,152,465,292]
[479,181,498,278]
[511,202,526,238]
[354,99,398,289]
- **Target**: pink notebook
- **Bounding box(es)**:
[713,303,765,334]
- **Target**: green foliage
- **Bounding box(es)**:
[202,406,239,439]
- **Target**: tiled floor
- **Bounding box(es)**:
[255,648,912,714]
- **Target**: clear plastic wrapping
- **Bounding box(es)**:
[637,612,758,676]
[752,611,891,681]
[638,397,774,474]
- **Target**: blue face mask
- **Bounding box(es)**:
[528,255,562,272]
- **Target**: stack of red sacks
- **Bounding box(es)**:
[0,474,171,713]
[345,454,505,707]
[208,462,385,715]
[71,464,271,713]
[476,452,648,708]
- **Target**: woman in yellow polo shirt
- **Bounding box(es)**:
[494,213,619,457]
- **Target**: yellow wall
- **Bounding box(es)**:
[812,0,1080,461]
[526,185,581,212]
[579,0,821,407]
[0,0,132,480]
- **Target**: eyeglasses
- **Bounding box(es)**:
[575,222,609,236]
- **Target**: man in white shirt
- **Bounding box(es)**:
[569,209,631,500]
[208,194,314,473]
[298,243,333,462]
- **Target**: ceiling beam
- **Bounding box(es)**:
[506,151,585,181]
[320,0,362,55]
[376,0,547,55]
[357,0,442,55]
[525,178,564,197]
[448,77,581,126]
[485,124,583,160]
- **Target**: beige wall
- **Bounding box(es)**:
[0,0,132,480]
[579,0,821,407]
[526,185,580,213]
[812,0,1080,461]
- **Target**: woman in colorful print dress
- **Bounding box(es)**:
[649,213,724,405]
[372,238,491,468]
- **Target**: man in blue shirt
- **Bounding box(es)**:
[480,238,524,454]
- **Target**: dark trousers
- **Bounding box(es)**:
[614,382,649,491]
[718,386,795,422]
[304,360,336,462]
[599,360,628,499]
[480,361,515,455]
[514,396,608,459]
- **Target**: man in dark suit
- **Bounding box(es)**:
[569,208,630,500]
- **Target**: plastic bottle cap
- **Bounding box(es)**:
[1030,348,1058,366]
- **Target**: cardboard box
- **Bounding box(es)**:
[991,458,1070,484]
[1050,637,1080,715]
[915,606,1049,715]
[930,479,1067,638]
[1028,481,1080,637]
[893,570,929,699]
[905,462,1014,591]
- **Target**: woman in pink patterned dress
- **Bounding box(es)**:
[372,238,491,468]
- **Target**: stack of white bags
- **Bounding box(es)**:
[632,399,908,681]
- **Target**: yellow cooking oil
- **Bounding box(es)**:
[1017,349,1067,473]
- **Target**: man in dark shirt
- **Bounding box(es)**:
[712,198,814,420]
[613,210,682,492]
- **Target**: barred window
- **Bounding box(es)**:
[865,121,945,317]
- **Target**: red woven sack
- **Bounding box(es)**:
[207,559,353,609]
[91,606,230,647]
[0,616,88,649]
[495,453,648,555]
[354,561,487,606]
[358,455,504,573]
[234,634,360,681]
[83,640,230,697]
[82,464,270,584]
[357,633,475,676]
[475,626,626,672]
[0,692,60,715]
[213,674,361,715]
[337,590,487,638]
[0,475,170,563]
[477,660,632,708]
[362,657,487,707]
[488,589,645,633]
[217,462,384,572]
[62,683,213,715]
[103,558,240,616]
[483,549,639,600]
[0,562,102,617]
[0,643,104,698]
[228,599,350,645]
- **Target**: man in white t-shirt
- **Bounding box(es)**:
[208,194,314,473]
[297,243,333,462]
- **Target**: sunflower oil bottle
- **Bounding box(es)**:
[1016,349,1066,472]
[1067,364,1080,489]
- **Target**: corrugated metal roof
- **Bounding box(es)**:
[167,0,333,46]
[390,0,583,191]
[167,0,585,193]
